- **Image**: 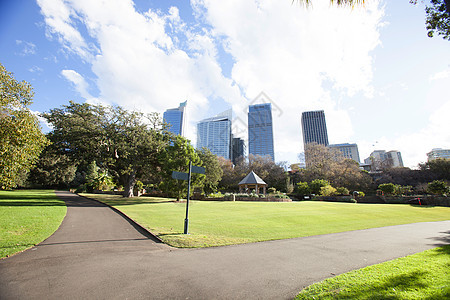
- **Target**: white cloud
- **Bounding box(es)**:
[15,40,36,56]
[429,69,450,81]
[38,0,386,163]
[61,69,91,99]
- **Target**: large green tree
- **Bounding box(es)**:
[159,135,203,200]
[42,102,169,197]
[196,147,223,194]
[0,63,48,189]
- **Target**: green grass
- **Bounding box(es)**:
[0,190,66,259]
[296,245,450,299]
[81,193,450,248]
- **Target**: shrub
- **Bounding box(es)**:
[336,187,350,195]
[296,182,310,196]
[310,179,329,195]
[320,185,337,196]
[378,183,396,195]
[427,180,449,195]
[267,187,277,194]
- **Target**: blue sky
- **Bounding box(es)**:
[1,0,449,168]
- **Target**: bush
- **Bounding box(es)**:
[310,179,329,195]
[378,183,395,195]
[207,192,224,198]
[320,185,337,196]
[296,182,310,196]
[336,187,350,195]
[267,187,277,194]
[427,180,448,195]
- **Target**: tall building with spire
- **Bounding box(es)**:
[197,110,232,160]
[248,103,275,161]
[301,110,329,147]
[163,101,187,136]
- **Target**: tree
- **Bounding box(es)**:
[196,148,223,194]
[378,183,396,195]
[0,63,49,189]
[427,180,449,195]
[310,179,329,195]
[303,143,372,192]
[411,0,450,40]
[43,102,169,197]
[419,158,450,180]
[159,135,203,201]
[27,146,77,188]
[296,181,311,196]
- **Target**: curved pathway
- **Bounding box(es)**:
[0,191,448,299]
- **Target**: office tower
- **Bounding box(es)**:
[328,143,361,163]
[248,103,275,161]
[232,137,245,165]
[427,148,450,161]
[364,150,403,171]
[301,110,329,147]
[163,101,187,136]
[386,150,404,168]
[197,110,232,160]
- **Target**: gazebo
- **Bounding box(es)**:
[238,171,267,195]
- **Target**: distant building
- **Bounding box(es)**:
[232,137,245,165]
[248,103,275,161]
[427,148,450,161]
[328,143,361,163]
[163,101,187,136]
[301,110,329,147]
[197,110,232,160]
[364,150,403,171]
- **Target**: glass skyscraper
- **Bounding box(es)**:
[301,110,329,147]
[163,101,187,136]
[248,103,274,161]
[197,110,232,160]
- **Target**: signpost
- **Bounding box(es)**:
[171,160,205,234]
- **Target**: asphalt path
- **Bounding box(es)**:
[0,191,449,299]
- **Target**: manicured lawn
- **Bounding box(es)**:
[81,193,450,248]
[296,245,450,299]
[0,190,66,259]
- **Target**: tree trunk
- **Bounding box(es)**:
[123,170,136,198]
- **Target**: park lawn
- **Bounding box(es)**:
[296,245,450,299]
[0,190,66,259]
[81,193,450,248]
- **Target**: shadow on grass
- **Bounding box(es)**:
[316,270,448,300]
[0,192,65,207]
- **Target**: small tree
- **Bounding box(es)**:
[296,181,310,196]
[378,183,396,195]
[336,187,350,195]
[310,179,329,195]
[320,185,337,196]
[427,180,448,195]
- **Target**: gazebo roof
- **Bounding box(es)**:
[238,171,266,185]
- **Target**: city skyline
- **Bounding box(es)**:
[197,110,232,160]
[1,1,449,168]
[248,103,275,161]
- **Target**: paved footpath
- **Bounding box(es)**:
[0,191,449,299]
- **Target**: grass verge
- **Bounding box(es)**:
[0,190,66,259]
[296,245,450,299]
[81,193,450,248]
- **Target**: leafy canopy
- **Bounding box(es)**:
[0,63,48,189]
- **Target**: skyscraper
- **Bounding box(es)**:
[232,137,245,165]
[163,101,187,136]
[328,143,361,163]
[301,110,329,147]
[248,103,274,161]
[197,110,232,159]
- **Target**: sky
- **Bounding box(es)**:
[1,0,449,169]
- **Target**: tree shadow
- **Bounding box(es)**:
[428,231,450,248]
[0,192,66,207]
